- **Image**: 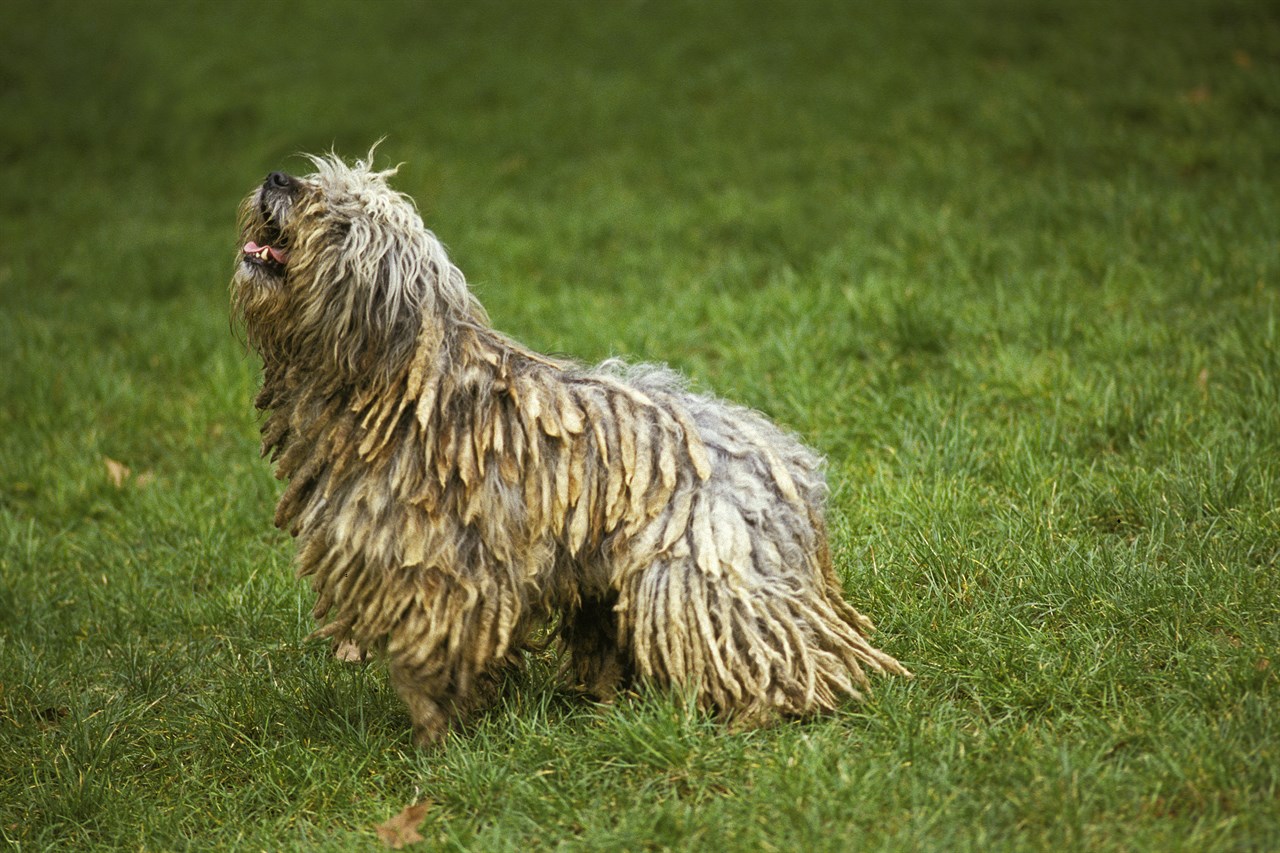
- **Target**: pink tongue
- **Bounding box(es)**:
[243,241,289,264]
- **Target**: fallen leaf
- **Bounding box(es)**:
[104,457,131,488]
[1257,658,1271,672]
[135,471,156,488]
[376,800,432,849]
[1233,49,1253,69]
[1196,368,1209,396]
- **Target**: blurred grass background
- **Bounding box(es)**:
[2,1,1278,849]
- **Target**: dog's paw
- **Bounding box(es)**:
[333,639,368,663]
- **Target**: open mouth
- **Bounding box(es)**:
[243,240,289,271]
[242,199,290,274]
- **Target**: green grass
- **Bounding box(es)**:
[3,0,1279,848]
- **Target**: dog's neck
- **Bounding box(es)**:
[253,309,569,539]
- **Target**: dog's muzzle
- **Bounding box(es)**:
[242,172,295,272]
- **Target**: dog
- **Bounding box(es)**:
[231,152,909,745]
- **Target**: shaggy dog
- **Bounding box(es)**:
[231,153,909,745]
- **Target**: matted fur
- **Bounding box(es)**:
[231,152,910,745]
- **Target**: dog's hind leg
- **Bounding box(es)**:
[558,594,629,701]
[615,495,908,722]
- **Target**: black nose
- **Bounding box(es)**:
[264,171,293,190]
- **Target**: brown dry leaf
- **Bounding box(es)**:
[1233,49,1253,69]
[375,800,432,849]
[104,457,131,488]
[134,471,156,488]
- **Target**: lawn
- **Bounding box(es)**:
[2,0,1278,849]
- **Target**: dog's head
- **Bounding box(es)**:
[232,153,478,382]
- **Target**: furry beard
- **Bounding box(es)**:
[231,152,910,746]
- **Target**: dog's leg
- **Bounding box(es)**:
[387,653,516,747]
[618,538,907,723]
[559,595,629,701]
[386,656,452,747]
[382,570,529,747]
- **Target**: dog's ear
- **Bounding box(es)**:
[291,215,430,383]
[359,223,432,377]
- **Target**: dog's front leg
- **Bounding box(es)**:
[381,568,528,747]
[386,655,454,747]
